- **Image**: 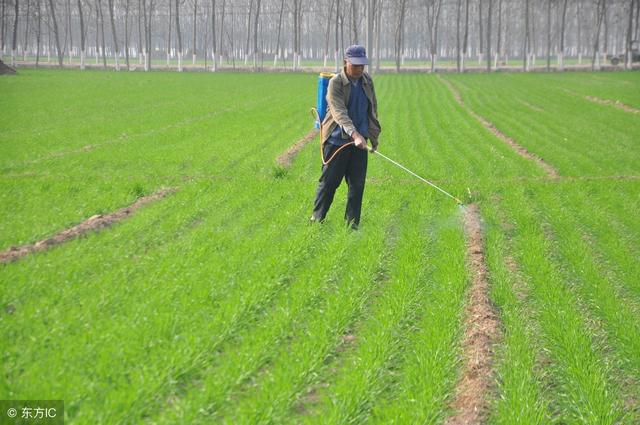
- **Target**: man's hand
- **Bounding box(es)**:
[352,131,368,150]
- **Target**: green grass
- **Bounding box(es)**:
[1,69,639,424]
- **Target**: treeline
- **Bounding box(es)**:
[1,0,638,71]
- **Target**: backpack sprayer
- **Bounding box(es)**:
[312,72,464,206]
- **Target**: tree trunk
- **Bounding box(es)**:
[23,0,30,61]
[486,0,492,71]
[462,0,469,71]
[175,0,182,70]
[11,0,18,66]
[626,0,634,68]
[456,0,462,72]
[523,0,530,71]
[273,0,284,68]
[192,0,197,64]
[46,0,63,66]
[559,0,568,70]
[167,0,171,66]
[108,0,120,70]
[78,0,85,69]
[577,0,582,64]
[322,0,334,68]
[252,0,260,70]
[66,0,72,62]
[210,0,215,70]
[394,0,406,72]
[350,0,357,44]
[592,0,606,70]
[495,0,502,68]
[546,0,551,71]
[1,0,6,56]
[478,0,483,65]
[145,0,153,70]
[244,0,252,65]
[218,0,224,64]
[36,0,41,65]
[98,0,106,68]
[125,0,130,69]
[334,0,340,71]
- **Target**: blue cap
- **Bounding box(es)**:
[345,45,369,65]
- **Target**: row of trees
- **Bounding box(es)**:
[1,0,639,72]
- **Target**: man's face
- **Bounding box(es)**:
[345,61,365,79]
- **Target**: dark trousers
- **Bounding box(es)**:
[312,142,368,226]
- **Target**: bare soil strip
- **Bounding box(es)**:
[276,129,319,167]
[584,96,640,114]
[438,75,559,179]
[446,204,501,425]
[0,188,176,263]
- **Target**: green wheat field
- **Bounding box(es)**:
[1,69,639,424]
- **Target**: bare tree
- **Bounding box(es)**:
[166,0,171,65]
[495,0,502,68]
[626,0,635,68]
[523,0,530,70]
[456,0,462,71]
[124,0,130,68]
[322,0,334,67]
[350,0,357,43]
[592,0,606,70]
[192,0,197,64]
[546,0,552,71]
[36,0,41,65]
[108,0,120,70]
[486,0,493,71]
[1,0,6,56]
[11,0,18,65]
[98,0,106,68]
[77,0,85,68]
[175,0,182,70]
[22,0,30,60]
[425,0,443,72]
[252,0,260,69]
[558,0,568,69]
[462,0,469,70]
[293,0,302,69]
[210,0,215,70]
[244,0,252,65]
[477,0,483,64]
[394,0,406,71]
[273,0,284,67]
[46,0,63,66]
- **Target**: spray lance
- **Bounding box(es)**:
[312,73,464,206]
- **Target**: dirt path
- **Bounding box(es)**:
[445,203,501,425]
[438,75,560,179]
[584,96,640,114]
[0,188,176,263]
[276,129,319,168]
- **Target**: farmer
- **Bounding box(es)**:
[310,44,382,230]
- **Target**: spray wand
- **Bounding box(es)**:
[311,107,463,206]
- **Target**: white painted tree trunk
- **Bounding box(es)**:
[558,52,564,71]
[478,53,482,66]
[494,52,498,69]
[80,50,85,70]
[430,54,436,72]
[11,49,15,66]
[178,51,183,71]
[144,52,149,71]
[578,53,582,64]
[323,54,327,67]
[212,51,216,71]
[115,55,120,71]
[166,52,170,66]
[192,53,196,65]
[273,53,278,68]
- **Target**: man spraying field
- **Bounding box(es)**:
[310,45,382,230]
